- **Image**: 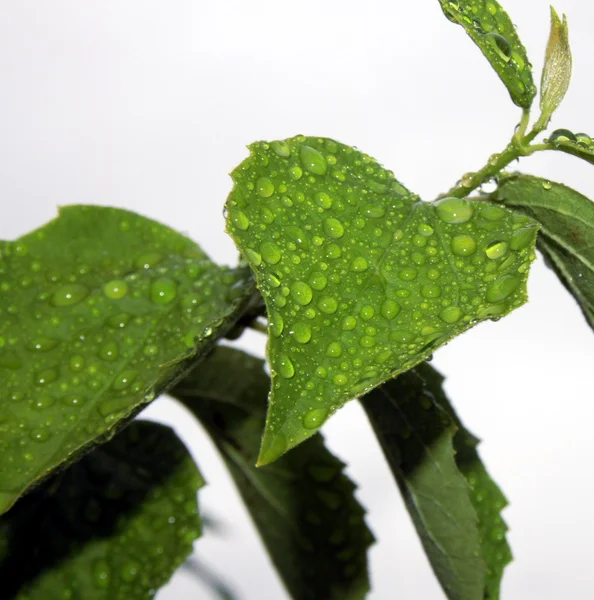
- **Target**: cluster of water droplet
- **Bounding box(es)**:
[226,135,538,460]
[441,0,535,105]
[0,206,250,503]
[548,129,594,152]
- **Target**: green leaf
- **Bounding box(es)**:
[437,0,536,108]
[492,174,594,329]
[0,205,254,515]
[363,363,511,600]
[0,420,204,599]
[546,129,594,165]
[540,7,572,127]
[225,136,539,464]
[172,346,373,600]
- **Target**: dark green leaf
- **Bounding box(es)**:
[225,136,539,464]
[173,346,373,600]
[546,129,594,165]
[437,0,536,108]
[493,174,594,329]
[0,205,253,514]
[0,420,204,599]
[363,363,511,600]
[540,7,572,126]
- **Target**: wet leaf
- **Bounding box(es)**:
[363,362,511,600]
[437,0,536,108]
[546,128,594,166]
[225,136,539,464]
[493,174,594,329]
[540,7,572,126]
[173,346,373,600]
[0,420,204,599]
[0,205,253,515]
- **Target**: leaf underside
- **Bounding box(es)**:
[493,174,594,329]
[0,420,204,600]
[363,363,511,600]
[437,0,536,108]
[225,135,539,464]
[0,205,253,515]
[172,346,374,600]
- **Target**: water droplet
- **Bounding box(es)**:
[300,145,327,175]
[549,129,576,144]
[481,205,506,221]
[292,322,312,344]
[333,374,348,386]
[421,284,441,299]
[150,278,178,305]
[435,197,474,224]
[103,279,128,300]
[542,181,553,191]
[291,281,313,305]
[27,337,59,352]
[112,369,138,390]
[135,252,162,269]
[144,344,159,356]
[303,408,328,430]
[289,166,303,180]
[260,241,282,265]
[418,224,434,237]
[256,177,275,197]
[342,316,357,331]
[326,342,343,358]
[350,257,368,272]
[34,395,56,409]
[270,311,284,337]
[510,227,535,251]
[324,218,345,239]
[50,283,89,307]
[278,354,295,378]
[399,268,417,281]
[451,235,477,256]
[99,341,119,361]
[389,330,415,343]
[362,204,385,218]
[315,192,333,209]
[485,32,512,62]
[230,210,250,231]
[325,243,342,259]
[93,559,111,589]
[69,355,85,372]
[486,241,509,260]
[360,305,375,320]
[380,300,401,320]
[270,140,291,157]
[486,275,521,303]
[34,367,59,386]
[245,248,262,266]
[107,312,131,329]
[309,271,328,291]
[318,296,338,314]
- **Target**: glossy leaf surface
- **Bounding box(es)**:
[437,0,536,108]
[493,174,594,329]
[0,205,253,514]
[363,363,511,600]
[225,136,539,464]
[173,347,373,600]
[0,420,204,599]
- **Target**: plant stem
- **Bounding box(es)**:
[438,110,552,200]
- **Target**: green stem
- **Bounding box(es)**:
[438,110,551,200]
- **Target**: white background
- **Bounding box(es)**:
[1,1,593,598]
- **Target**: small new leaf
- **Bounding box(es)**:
[225,136,539,465]
[493,174,594,330]
[0,421,204,599]
[0,206,253,515]
[540,7,572,127]
[437,0,536,108]
[363,363,512,600]
[173,347,373,600]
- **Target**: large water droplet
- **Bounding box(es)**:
[300,145,327,175]
[350,257,368,272]
[326,342,343,358]
[485,240,509,260]
[51,283,89,307]
[230,210,250,231]
[260,241,282,265]
[103,279,128,300]
[421,284,441,299]
[342,316,357,331]
[112,369,138,390]
[439,306,463,323]
[99,341,120,361]
[34,367,59,386]
[318,296,338,314]
[309,271,328,291]
[549,129,576,144]
[256,177,275,197]
[291,281,313,305]
[303,408,328,430]
[315,192,333,209]
[270,140,291,157]
[380,300,401,320]
[93,559,111,589]
[510,227,534,251]
[324,218,345,239]
[362,204,385,219]
[435,197,474,224]
[485,32,512,62]
[270,311,284,337]
[486,275,521,303]
[151,278,178,305]
[278,354,295,378]
[451,235,477,256]
[27,337,59,352]
[292,322,312,344]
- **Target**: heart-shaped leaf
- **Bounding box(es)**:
[0,420,204,599]
[492,173,594,329]
[0,205,253,515]
[437,0,536,108]
[363,363,512,600]
[173,346,373,600]
[225,136,539,464]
